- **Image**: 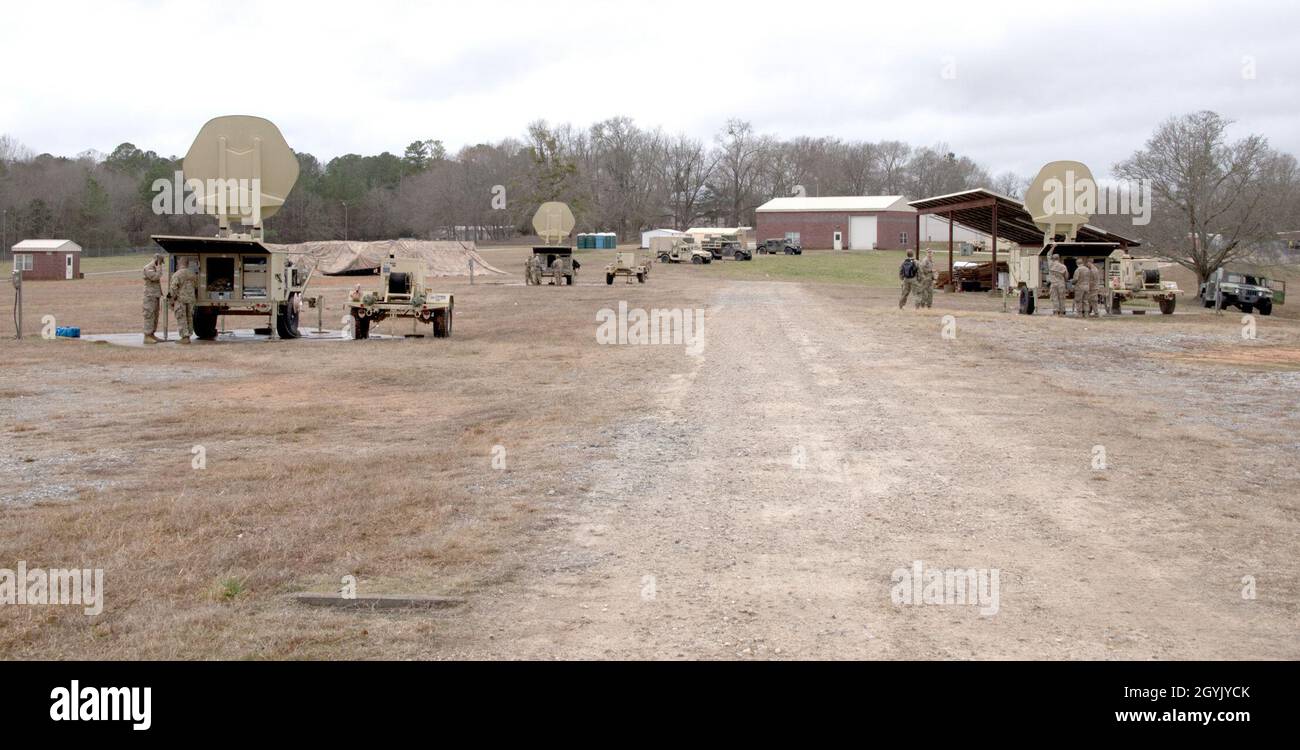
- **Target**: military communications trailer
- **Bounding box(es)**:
[1012,161,1180,315]
[150,116,312,339]
[1104,250,1182,314]
[1007,243,1181,315]
[605,251,650,284]
[1008,241,1116,315]
[345,254,454,338]
[1199,268,1279,315]
[153,235,312,339]
[652,236,712,264]
[525,202,580,285]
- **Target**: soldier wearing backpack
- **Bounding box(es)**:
[899,251,919,309]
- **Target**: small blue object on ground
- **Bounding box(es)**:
[56,326,81,338]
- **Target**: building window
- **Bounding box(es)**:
[899,232,909,246]
[14,254,33,271]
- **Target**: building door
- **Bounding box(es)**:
[849,216,877,250]
[832,231,843,251]
[65,254,74,280]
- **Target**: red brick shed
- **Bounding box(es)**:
[11,239,82,280]
[754,196,916,250]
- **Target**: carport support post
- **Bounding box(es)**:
[914,214,920,259]
[990,203,998,293]
[947,212,954,290]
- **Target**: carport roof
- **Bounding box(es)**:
[908,189,1140,247]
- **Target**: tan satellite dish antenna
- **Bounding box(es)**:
[1023,160,1095,243]
[183,115,300,239]
[532,201,576,246]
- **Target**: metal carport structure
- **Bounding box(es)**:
[907,189,1140,289]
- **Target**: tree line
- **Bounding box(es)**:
[1,112,1296,282]
[0,118,999,251]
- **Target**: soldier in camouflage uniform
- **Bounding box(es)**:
[550,257,565,285]
[916,249,936,309]
[1071,261,1093,317]
[1091,259,1106,316]
[142,253,165,343]
[898,251,919,309]
[1048,253,1069,316]
[169,260,199,343]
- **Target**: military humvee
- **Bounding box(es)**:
[700,235,752,261]
[525,202,580,285]
[1199,268,1278,315]
[758,238,802,255]
[345,254,454,338]
[652,236,712,264]
[605,250,649,284]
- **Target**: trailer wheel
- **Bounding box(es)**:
[1159,297,1176,315]
[352,311,370,340]
[1109,294,1122,315]
[276,293,302,339]
[193,307,219,340]
[636,271,646,284]
[606,273,615,285]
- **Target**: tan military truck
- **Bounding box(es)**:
[525,202,580,285]
[150,115,313,339]
[605,250,649,284]
[345,254,454,339]
[652,235,712,264]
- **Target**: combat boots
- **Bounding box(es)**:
[144,334,159,344]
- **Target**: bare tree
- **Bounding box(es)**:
[876,141,912,194]
[711,119,772,227]
[991,171,1026,199]
[662,134,715,230]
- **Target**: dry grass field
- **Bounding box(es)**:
[1,246,1297,659]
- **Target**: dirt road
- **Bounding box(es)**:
[432,280,1298,659]
[2,259,1295,659]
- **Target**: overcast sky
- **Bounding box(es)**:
[1,0,1296,180]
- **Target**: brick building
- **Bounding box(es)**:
[11,239,82,280]
[754,196,916,250]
